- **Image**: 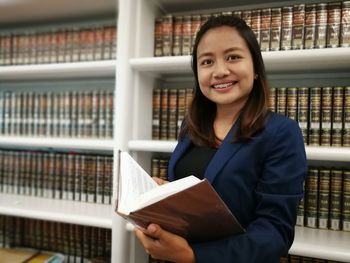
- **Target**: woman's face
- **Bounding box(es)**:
[196,26,255,111]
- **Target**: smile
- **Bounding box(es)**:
[211,81,237,89]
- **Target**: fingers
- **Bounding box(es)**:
[152,177,168,185]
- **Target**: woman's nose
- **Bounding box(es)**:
[212,61,230,78]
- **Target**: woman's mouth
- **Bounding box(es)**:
[211,81,237,90]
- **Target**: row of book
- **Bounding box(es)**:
[151,157,350,232]
[297,166,350,231]
[152,88,193,141]
[0,149,113,204]
[0,215,111,263]
[151,86,350,146]
[154,1,350,56]
[270,86,350,146]
[0,24,117,65]
[0,90,114,138]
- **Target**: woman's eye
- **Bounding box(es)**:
[227,55,239,61]
[200,59,213,65]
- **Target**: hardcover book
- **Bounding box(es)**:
[115,151,244,242]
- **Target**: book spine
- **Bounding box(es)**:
[182,15,192,56]
[298,87,310,144]
[73,154,80,201]
[340,1,350,47]
[315,3,328,48]
[309,87,321,146]
[326,2,342,48]
[190,15,201,53]
[304,4,316,49]
[342,169,350,231]
[162,15,173,57]
[172,16,183,56]
[154,18,163,57]
[287,87,298,121]
[331,87,344,146]
[50,29,58,64]
[96,155,104,204]
[320,87,332,146]
[94,26,104,61]
[160,88,169,140]
[168,89,178,141]
[260,8,272,52]
[176,88,186,137]
[330,168,343,230]
[318,168,331,229]
[251,9,261,46]
[344,86,350,146]
[277,87,287,116]
[281,6,293,50]
[152,88,161,140]
[305,168,319,228]
[292,4,305,50]
[296,181,305,226]
[241,10,251,27]
[270,8,281,51]
[104,156,113,204]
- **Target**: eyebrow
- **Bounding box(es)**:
[197,47,244,60]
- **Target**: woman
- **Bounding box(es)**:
[135,15,307,263]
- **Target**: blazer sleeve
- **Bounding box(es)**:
[191,119,307,263]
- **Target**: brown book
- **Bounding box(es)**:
[116,151,244,242]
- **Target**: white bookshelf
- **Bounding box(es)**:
[0,60,116,81]
[0,193,112,229]
[116,0,350,262]
[130,48,350,75]
[0,137,114,152]
[0,0,119,262]
[290,227,350,262]
[128,140,350,162]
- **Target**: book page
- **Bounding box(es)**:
[134,175,201,211]
[118,152,158,215]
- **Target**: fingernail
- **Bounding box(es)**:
[148,224,156,233]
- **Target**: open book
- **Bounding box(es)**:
[115,151,244,242]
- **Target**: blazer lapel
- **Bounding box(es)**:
[204,121,244,183]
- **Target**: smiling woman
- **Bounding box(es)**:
[134,15,307,263]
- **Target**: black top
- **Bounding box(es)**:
[174,144,217,180]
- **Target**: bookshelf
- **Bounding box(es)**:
[0,193,112,229]
[0,60,115,80]
[115,0,350,262]
[0,0,118,262]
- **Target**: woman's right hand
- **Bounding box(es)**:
[152,177,168,186]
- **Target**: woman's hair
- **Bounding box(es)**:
[179,15,270,147]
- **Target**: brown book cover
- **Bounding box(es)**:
[116,151,244,242]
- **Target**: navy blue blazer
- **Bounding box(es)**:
[168,112,307,263]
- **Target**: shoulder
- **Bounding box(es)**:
[260,112,305,152]
[264,112,299,134]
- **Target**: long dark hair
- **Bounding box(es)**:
[179,15,270,147]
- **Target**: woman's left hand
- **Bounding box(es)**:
[134,223,195,263]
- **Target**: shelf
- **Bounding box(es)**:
[0,193,112,229]
[0,0,116,25]
[0,137,114,152]
[130,48,350,76]
[290,227,350,262]
[128,140,177,153]
[152,0,301,13]
[0,60,116,81]
[128,140,350,162]
[306,146,350,162]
